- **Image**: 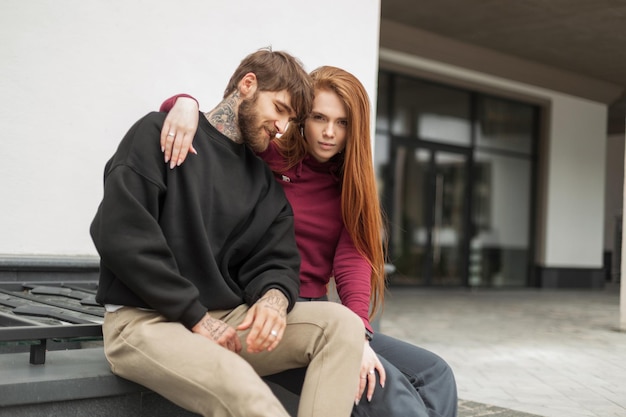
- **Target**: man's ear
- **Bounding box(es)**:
[238,73,258,98]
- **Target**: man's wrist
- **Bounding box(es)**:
[261,289,289,313]
[264,288,288,301]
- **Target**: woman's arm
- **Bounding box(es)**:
[159,94,200,168]
[333,227,374,333]
[333,227,387,400]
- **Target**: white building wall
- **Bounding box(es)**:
[0,0,381,256]
[379,49,608,269]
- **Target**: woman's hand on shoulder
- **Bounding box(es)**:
[160,96,199,169]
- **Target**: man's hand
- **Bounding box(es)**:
[237,289,288,353]
[192,312,242,353]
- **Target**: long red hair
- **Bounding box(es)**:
[275,66,387,317]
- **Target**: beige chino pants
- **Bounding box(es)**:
[102,301,363,417]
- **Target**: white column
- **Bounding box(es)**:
[621,132,626,331]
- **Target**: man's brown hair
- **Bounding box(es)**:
[224,47,313,124]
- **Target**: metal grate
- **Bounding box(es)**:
[0,281,103,364]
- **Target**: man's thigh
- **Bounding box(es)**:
[102,307,287,417]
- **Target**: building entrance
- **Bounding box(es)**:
[387,141,470,286]
[375,71,538,287]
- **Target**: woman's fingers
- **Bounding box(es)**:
[366,368,376,401]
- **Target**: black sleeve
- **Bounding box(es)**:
[90,114,206,328]
[233,165,300,312]
[239,205,301,312]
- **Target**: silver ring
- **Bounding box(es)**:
[270,329,278,337]
[167,132,175,137]
[369,369,375,375]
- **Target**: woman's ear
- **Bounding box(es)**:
[238,72,258,98]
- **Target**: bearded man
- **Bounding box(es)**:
[90,48,364,417]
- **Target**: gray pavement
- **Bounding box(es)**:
[379,283,626,417]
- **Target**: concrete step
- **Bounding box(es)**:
[0,346,299,417]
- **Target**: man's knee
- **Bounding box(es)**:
[333,302,363,330]
[292,302,362,338]
[318,302,363,346]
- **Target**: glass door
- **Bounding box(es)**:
[388,141,469,286]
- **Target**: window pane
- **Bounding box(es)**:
[391,77,471,146]
[470,151,531,286]
[374,132,391,196]
[389,147,430,283]
[477,96,535,154]
[432,152,467,286]
[376,72,390,131]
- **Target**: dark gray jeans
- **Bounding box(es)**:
[370,332,458,417]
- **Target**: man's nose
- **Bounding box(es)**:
[274,120,290,139]
[275,119,290,134]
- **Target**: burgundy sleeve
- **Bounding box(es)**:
[333,227,373,333]
[159,94,199,112]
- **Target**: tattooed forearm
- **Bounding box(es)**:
[205,91,242,142]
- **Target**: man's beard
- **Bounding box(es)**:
[238,93,275,153]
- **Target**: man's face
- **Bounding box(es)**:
[238,90,295,153]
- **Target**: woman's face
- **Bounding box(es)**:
[303,89,348,163]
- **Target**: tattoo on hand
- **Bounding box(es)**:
[260,292,287,318]
[201,316,228,340]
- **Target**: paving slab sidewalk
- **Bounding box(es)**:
[459,400,542,417]
[380,284,626,417]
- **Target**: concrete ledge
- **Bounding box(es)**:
[0,348,147,407]
[0,347,200,417]
[0,395,198,417]
[0,254,99,283]
[0,254,100,271]
[0,347,298,417]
